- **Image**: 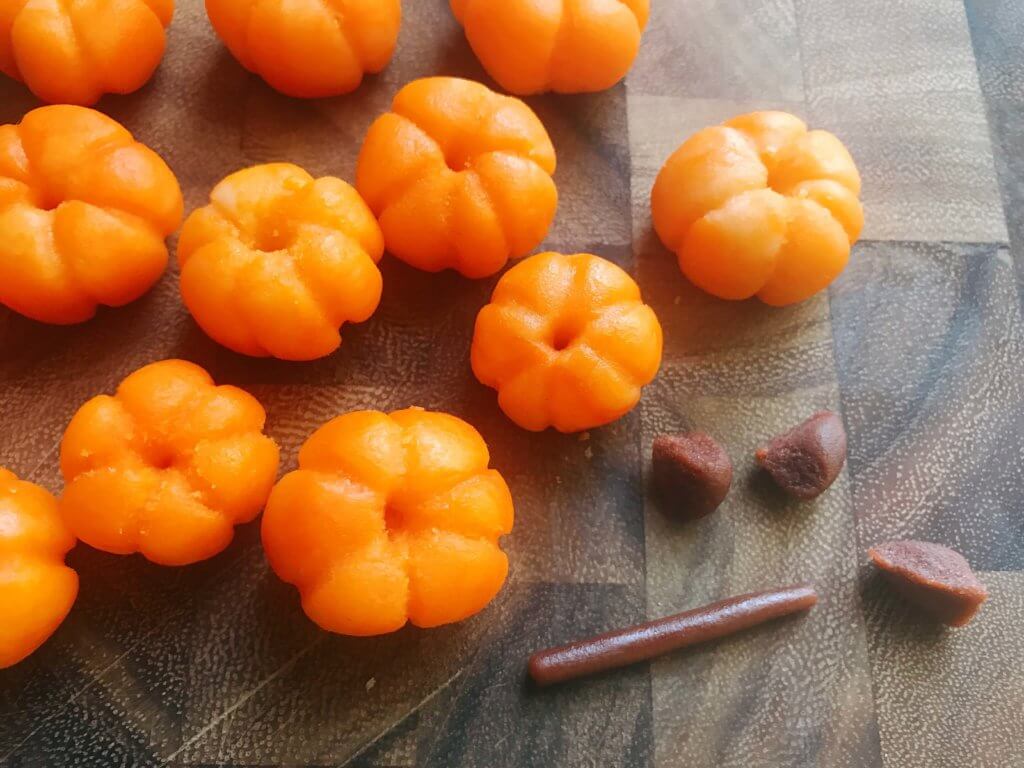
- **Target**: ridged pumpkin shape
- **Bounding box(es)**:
[0,468,78,669]
[472,251,663,432]
[356,77,557,278]
[177,163,385,361]
[0,106,183,324]
[60,360,280,566]
[0,0,172,105]
[205,0,401,98]
[262,408,514,636]
[652,111,863,306]
[450,0,649,95]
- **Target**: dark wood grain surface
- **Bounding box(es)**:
[2,1,1023,766]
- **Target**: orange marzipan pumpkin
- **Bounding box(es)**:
[450,0,649,95]
[60,360,280,566]
[652,111,864,306]
[0,468,78,670]
[472,251,663,433]
[205,0,401,98]
[0,105,183,325]
[356,76,557,279]
[177,163,385,361]
[0,0,173,105]
[262,407,514,637]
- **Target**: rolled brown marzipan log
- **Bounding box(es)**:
[528,584,818,686]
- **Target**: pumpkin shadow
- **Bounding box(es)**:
[0,78,39,122]
[429,22,489,83]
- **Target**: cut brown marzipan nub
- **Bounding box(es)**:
[755,411,846,499]
[652,432,732,520]
[869,540,988,627]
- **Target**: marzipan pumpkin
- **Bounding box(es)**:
[652,111,863,306]
[0,106,183,324]
[357,77,557,278]
[178,163,384,361]
[205,0,401,98]
[60,360,280,566]
[450,0,649,95]
[0,0,173,105]
[0,468,78,669]
[262,407,514,636]
[472,251,662,432]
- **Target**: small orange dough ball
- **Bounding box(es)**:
[472,251,662,433]
[0,468,78,669]
[59,360,280,566]
[356,77,557,278]
[0,105,183,325]
[262,407,514,636]
[0,0,172,105]
[450,0,649,95]
[205,0,401,98]
[651,111,864,306]
[177,163,385,361]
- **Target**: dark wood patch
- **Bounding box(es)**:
[862,570,1024,768]
[832,241,1024,570]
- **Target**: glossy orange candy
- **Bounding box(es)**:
[472,251,662,433]
[263,407,514,636]
[0,105,183,325]
[0,0,172,105]
[652,111,863,306]
[178,163,384,361]
[357,77,557,278]
[450,0,649,95]
[60,360,280,566]
[0,468,78,669]
[206,0,401,98]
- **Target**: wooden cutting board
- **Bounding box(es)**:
[2,1,1023,766]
